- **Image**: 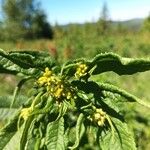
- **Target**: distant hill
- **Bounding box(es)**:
[58,18,144,32]
[112,18,144,31]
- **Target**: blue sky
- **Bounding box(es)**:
[0,0,150,25]
[41,0,150,25]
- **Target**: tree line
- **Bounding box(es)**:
[0,0,53,41]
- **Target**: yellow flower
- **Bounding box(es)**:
[91,108,106,126]
[37,67,75,101]
[54,87,63,98]
[43,67,52,77]
[20,107,32,120]
[75,63,88,78]
[98,120,105,126]
[94,113,101,120]
[37,68,54,86]
[38,76,48,85]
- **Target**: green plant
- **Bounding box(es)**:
[0,49,150,150]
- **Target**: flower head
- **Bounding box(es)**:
[75,63,88,78]
[37,67,76,102]
[90,108,106,126]
[37,67,53,86]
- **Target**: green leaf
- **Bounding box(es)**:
[0,49,56,76]
[45,117,65,150]
[69,113,85,150]
[0,108,18,121]
[0,55,39,76]
[0,96,12,108]
[0,96,28,108]
[0,55,23,75]
[0,111,20,150]
[90,52,150,75]
[0,49,56,69]
[99,118,137,150]
[72,80,150,108]
[61,53,150,77]
[3,129,22,150]
[0,96,32,150]
[97,82,150,108]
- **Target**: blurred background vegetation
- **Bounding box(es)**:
[0,0,150,149]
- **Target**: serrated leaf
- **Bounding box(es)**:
[90,52,150,75]
[0,49,56,76]
[0,55,39,76]
[8,50,56,69]
[98,82,150,108]
[45,117,65,150]
[72,80,150,108]
[99,118,137,150]
[61,53,150,77]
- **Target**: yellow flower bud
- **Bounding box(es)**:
[20,107,32,120]
[94,113,101,120]
[90,108,106,127]
[98,120,104,126]
[75,63,88,78]
[44,67,52,77]
[54,88,63,98]
[66,92,72,99]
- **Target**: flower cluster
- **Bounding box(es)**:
[75,63,88,78]
[38,67,53,86]
[90,108,106,126]
[37,68,75,101]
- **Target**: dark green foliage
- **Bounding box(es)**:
[1,0,53,40]
[0,49,56,76]
[90,53,150,75]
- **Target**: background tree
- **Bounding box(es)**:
[2,0,53,40]
[31,10,53,39]
[97,2,111,35]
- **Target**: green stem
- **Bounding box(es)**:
[20,116,34,150]
[31,92,44,109]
